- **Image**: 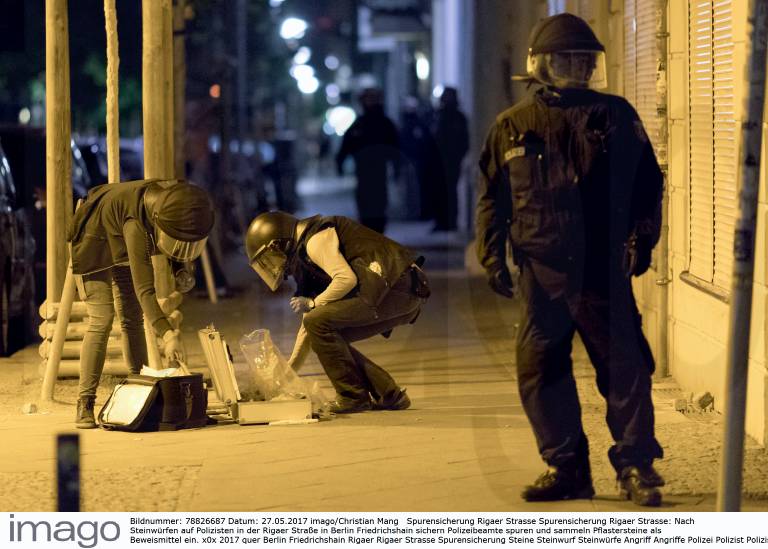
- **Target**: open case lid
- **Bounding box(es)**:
[198,325,241,406]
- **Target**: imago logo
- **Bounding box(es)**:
[8,514,120,548]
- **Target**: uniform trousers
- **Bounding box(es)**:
[302,273,421,402]
[515,259,663,473]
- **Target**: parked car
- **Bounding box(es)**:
[0,143,36,356]
[0,126,92,316]
[119,138,144,181]
[75,137,110,186]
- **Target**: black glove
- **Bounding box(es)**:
[634,235,653,276]
[487,265,515,298]
[624,233,653,277]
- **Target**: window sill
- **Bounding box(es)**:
[679,271,730,304]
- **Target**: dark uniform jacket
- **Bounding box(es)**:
[68,179,171,335]
[476,86,663,293]
[291,215,415,309]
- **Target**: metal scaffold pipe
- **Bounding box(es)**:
[716,0,768,512]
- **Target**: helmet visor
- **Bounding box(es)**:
[250,246,288,292]
[527,50,607,89]
[156,229,208,262]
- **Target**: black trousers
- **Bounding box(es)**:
[302,279,421,402]
[515,260,663,473]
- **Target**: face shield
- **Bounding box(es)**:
[155,228,208,262]
[527,50,607,89]
[249,244,289,292]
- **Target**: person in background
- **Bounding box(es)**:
[336,88,400,233]
[399,96,441,222]
[68,179,215,428]
[245,211,430,413]
[432,86,469,231]
[475,13,665,506]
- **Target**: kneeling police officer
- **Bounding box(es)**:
[245,212,429,413]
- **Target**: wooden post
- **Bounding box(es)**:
[105,0,120,184]
[39,0,73,400]
[45,0,72,308]
[143,0,175,180]
[173,0,187,180]
[143,0,176,369]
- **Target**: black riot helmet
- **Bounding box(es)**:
[144,180,215,262]
[245,211,299,291]
[526,13,607,89]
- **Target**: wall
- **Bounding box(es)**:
[666,0,767,444]
[570,0,768,444]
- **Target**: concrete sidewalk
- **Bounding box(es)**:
[1,217,768,512]
[0,194,768,511]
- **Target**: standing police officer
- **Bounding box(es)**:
[245,211,429,413]
[475,13,665,506]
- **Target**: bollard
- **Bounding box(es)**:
[56,433,80,512]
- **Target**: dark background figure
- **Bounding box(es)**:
[399,96,440,222]
[432,86,469,231]
[335,87,399,233]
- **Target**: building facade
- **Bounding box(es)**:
[567,0,767,445]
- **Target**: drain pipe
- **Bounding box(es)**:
[654,0,671,378]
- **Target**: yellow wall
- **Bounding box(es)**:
[579,0,768,444]
[666,0,767,444]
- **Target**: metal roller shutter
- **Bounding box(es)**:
[712,0,736,290]
[624,0,637,106]
[635,1,659,148]
[687,0,735,288]
[624,0,659,148]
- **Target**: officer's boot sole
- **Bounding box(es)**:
[522,484,595,502]
[619,483,662,507]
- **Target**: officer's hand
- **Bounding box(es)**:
[633,236,653,276]
[487,266,515,299]
[290,296,315,314]
[160,329,183,361]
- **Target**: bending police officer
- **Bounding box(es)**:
[69,179,215,428]
[475,14,665,506]
[245,212,430,413]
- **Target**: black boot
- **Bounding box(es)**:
[374,388,411,410]
[618,464,664,507]
[522,466,595,502]
[328,396,373,414]
[75,396,97,429]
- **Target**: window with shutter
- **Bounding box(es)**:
[712,0,736,290]
[624,1,637,106]
[686,0,735,291]
[624,0,660,148]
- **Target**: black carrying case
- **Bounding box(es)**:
[99,373,208,431]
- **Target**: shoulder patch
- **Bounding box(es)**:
[368,261,383,276]
[504,146,526,162]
